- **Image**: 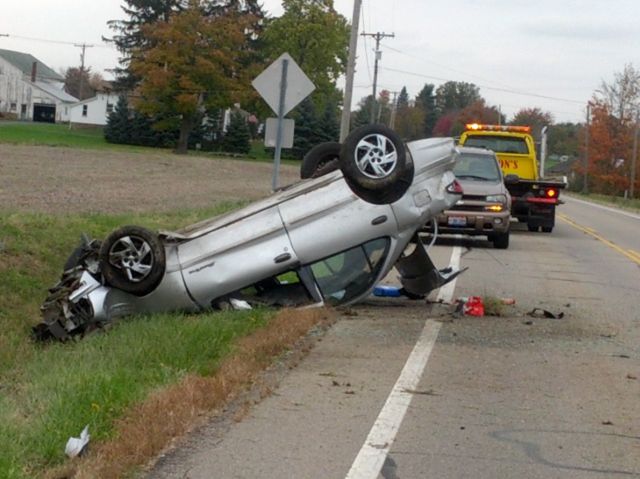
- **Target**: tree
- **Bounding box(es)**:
[456,100,503,135]
[415,83,436,137]
[221,111,251,153]
[292,98,321,159]
[106,0,186,88]
[547,122,582,157]
[598,63,640,123]
[435,81,481,115]
[582,64,640,195]
[511,107,554,140]
[263,0,349,110]
[130,1,257,153]
[395,105,425,141]
[351,95,374,130]
[105,95,131,144]
[397,87,409,110]
[63,67,95,100]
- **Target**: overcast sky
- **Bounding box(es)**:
[2,0,638,123]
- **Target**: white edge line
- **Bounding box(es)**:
[564,196,640,221]
[435,238,463,304]
[344,320,442,479]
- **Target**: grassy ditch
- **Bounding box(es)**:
[0,122,112,149]
[567,192,640,213]
[0,207,326,478]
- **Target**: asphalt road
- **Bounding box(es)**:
[148,197,640,479]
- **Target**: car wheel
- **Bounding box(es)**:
[527,224,539,232]
[541,226,553,233]
[343,160,414,205]
[300,142,340,179]
[340,124,410,192]
[99,225,166,296]
[492,231,510,249]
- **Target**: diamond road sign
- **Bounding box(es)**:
[252,53,315,116]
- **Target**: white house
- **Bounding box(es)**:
[69,92,116,126]
[0,48,78,123]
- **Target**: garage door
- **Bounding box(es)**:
[33,104,56,123]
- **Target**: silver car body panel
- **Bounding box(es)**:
[37,137,463,340]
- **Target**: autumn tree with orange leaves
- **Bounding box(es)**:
[583,64,640,195]
[131,0,257,153]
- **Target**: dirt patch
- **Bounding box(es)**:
[0,145,299,214]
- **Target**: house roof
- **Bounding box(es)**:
[0,48,64,82]
[33,81,79,103]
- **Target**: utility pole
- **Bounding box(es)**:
[583,103,590,194]
[631,111,639,199]
[361,31,394,124]
[339,0,362,142]
[73,43,94,100]
[389,91,399,129]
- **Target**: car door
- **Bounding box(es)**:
[177,206,298,307]
[278,179,398,263]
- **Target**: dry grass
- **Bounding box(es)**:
[45,308,334,479]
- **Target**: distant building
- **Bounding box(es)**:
[69,90,116,126]
[0,48,78,123]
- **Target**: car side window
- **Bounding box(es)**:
[310,238,390,304]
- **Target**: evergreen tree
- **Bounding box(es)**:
[397,87,409,110]
[221,111,251,154]
[415,83,436,136]
[316,100,340,143]
[104,96,132,144]
[292,98,320,159]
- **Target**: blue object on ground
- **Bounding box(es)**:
[373,285,402,297]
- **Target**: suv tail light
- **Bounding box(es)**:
[446,179,464,194]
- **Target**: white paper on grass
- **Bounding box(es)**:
[65,425,90,458]
[229,298,252,310]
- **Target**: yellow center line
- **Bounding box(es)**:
[557,213,640,266]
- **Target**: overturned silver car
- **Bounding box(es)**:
[35,125,464,341]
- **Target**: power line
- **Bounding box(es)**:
[362,31,394,123]
[0,33,115,49]
[381,66,586,105]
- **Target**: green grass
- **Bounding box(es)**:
[0,122,112,149]
[566,191,640,213]
[0,205,273,478]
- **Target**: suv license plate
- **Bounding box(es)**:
[448,216,467,226]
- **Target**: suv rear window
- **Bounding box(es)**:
[454,153,501,182]
[464,135,529,154]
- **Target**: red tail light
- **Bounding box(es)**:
[447,179,464,194]
[546,188,557,198]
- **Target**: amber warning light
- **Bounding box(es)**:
[465,123,531,133]
[546,188,557,198]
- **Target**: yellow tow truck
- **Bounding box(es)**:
[459,124,566,233]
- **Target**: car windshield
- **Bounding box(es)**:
[464,135,529,154]
[309,238,389,304]
[453,153,501,181]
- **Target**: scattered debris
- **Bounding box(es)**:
[229,298,252,310]
[500,298,516,305]
[523,320,533,325]
[456,296,484,316]
[373,285,402,297]
[626,374,637,380]
[318,371,337,377]
[613,354,631,359]
[402,388,440,396]
[527,308,564,319]
[601,420,614,426]
[65,425,90,458]
[345,390,355,395]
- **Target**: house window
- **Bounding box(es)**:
[10,102,16,111]
[106,103,114,114]
[82,105,88,117]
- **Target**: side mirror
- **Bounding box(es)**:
[504,174,520,185]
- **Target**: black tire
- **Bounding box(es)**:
[99,225,166,296]
[527,224,539,232]
[541,226,553,233]
[344,158,414,205]
[492,231,510,249]
[340,124,410,192]
[300,142,341,179]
